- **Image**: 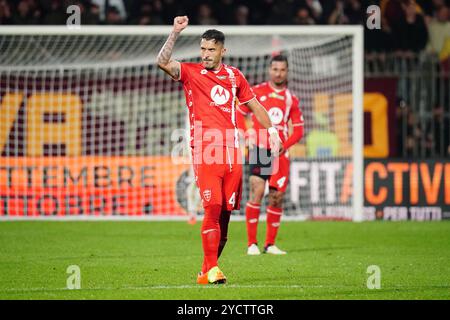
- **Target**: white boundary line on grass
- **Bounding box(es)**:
[0,284,335,293]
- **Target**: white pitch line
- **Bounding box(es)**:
[0,284,330,293]
[3,283,446,294]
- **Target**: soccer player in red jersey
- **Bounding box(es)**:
[237,55,304,256]
[157,16,282,284]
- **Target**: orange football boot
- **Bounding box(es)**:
[207,266,227,284]
[196,272,209,285]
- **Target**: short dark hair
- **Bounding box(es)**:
[201,29,225,45]
[270,54,289,67]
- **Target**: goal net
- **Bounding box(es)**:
[0,26,363,221]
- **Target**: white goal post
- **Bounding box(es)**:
[0,25,363,221]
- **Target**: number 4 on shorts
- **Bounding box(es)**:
[228,192,235,207]
[277,177,286,189]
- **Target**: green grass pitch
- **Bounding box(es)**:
[0,220,449,299]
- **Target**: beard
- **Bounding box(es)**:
[273,79,287,86]
[202,60,214,69]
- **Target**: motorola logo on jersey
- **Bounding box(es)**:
[210,85,230,105]
[268,107,284,125]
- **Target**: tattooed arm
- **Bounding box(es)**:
[157,16,189,80]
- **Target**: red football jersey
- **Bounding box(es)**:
[238,81,304,149]
[178,62,255,148]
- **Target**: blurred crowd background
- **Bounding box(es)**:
[0,0,449,55]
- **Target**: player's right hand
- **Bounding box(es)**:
[173,16,189,33]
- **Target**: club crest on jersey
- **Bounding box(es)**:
[210,85,230,105]
[200,69,208,75]
[269,92,285,100]
[203,189,211,202]
[268,107,284,125]
[260,96,267,102]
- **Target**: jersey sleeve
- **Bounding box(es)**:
[283,97,304,150]
[236,103,250,115]
[178,62,191,83]
[289,97,304,127]
[236,70,255,105]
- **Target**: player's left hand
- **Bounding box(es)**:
[269,129,282,157]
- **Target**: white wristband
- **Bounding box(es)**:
[268,127,278,135]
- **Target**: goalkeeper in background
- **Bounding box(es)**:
[157,16,282,284]
[237,55,304,255]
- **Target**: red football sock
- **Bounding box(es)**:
[218,210,231,258]
[245,201,261,246]
[265,206,282,248]
[201,204,221,273]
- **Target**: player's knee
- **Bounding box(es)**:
[251,188,265,203]
[202,204,222,225]
[249,179,265,203]
[268,189,284,208]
